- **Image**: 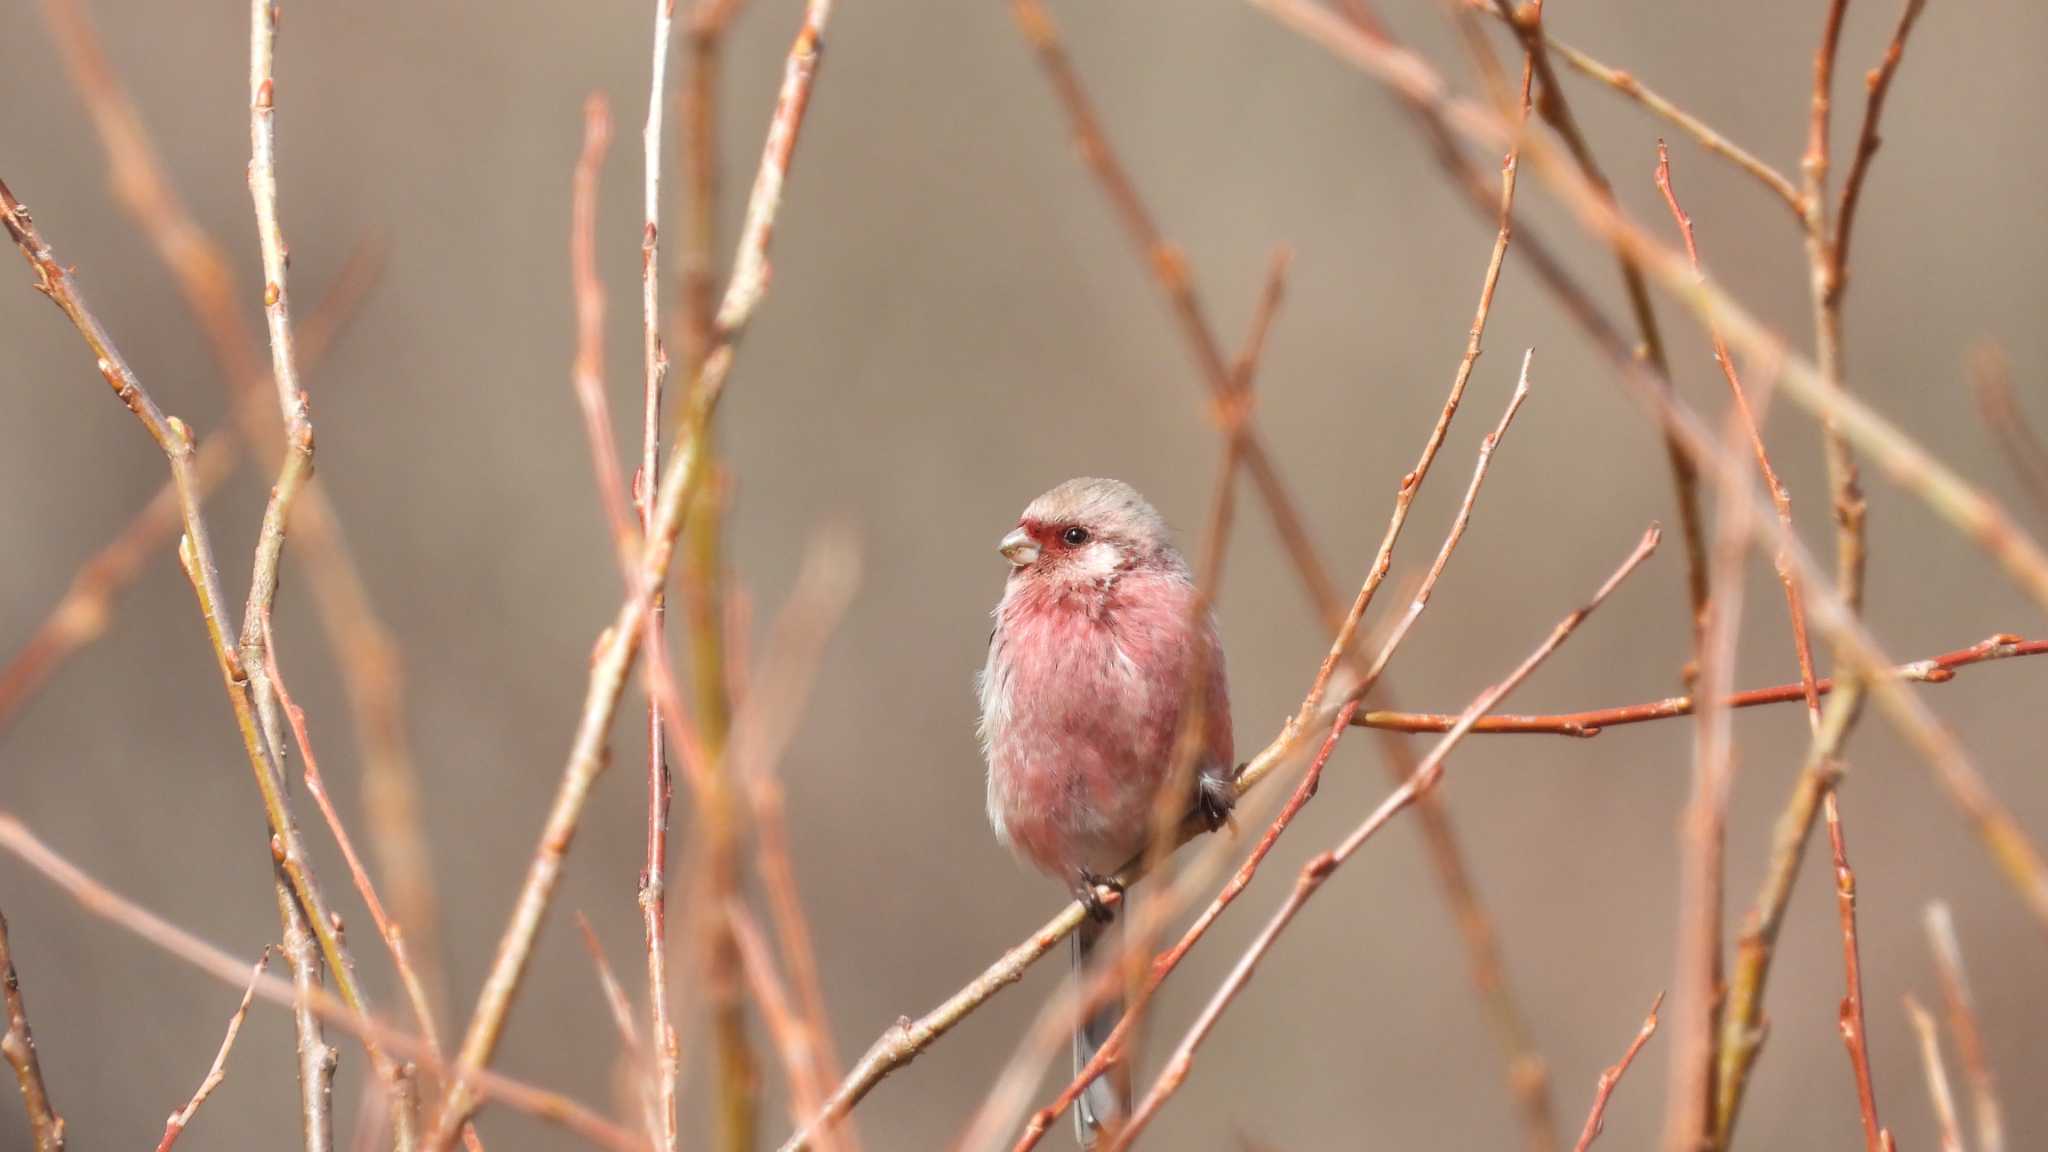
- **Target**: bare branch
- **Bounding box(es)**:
[0,909,65,1152]
[1572,994,1663,1152]
[157,950,271,1152]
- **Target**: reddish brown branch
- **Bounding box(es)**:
[1352,634,2047,736]
[1827,794,1893,1152]
[1834,0,1931,291]
[1571,993,1663,1152]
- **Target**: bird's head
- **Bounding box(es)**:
[998,477,1181,590]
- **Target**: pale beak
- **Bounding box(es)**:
[999,527,1039,568]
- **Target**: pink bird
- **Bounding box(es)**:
[978,477,1235,1144]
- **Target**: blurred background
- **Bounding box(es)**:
[2,1,2045,1147]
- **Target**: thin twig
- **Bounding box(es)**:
[1571,993,1663,1152]
[1904,995,1964,1152]
[1350,634,2046,736]
[429,6,834,1143]
[1107,526,1663,1149]
[157,949,271,1152]
[1827,793,1894,1152]
[575,913,662,1149]
[569,94,641,574]
[1924,902,2002,1152]
[1802,0,1863,619]
[0,909,64,1152]
[1834,0,1931,295]
[0,813,642,1152]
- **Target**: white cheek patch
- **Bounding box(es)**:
[1071,541,1122,580]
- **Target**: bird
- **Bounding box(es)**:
[977,477,1235,1145]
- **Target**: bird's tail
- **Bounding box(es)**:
[1072,906,1130,1147]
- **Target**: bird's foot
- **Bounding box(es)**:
[1196,770,1239,833]
[1075,868,1124,924]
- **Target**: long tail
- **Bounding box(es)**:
[1072,905,1130,1146]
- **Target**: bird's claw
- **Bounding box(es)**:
[1075,869,1124,923]
[1196,769,1238,833]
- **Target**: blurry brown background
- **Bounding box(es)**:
[2,1,2045,1148]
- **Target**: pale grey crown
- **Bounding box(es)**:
[1020,477,1183,569]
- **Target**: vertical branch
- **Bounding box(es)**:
[1663,394,1754,1152]
[277,878,338,1152]
[638,5,683,1151]
[1826,794,1893,1152]
[679,3,757,1148]
[247,9,353,1146]
[0,910,65,1152]
[1802,0,1869,624]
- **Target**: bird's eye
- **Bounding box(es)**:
[1061,526,1090,546]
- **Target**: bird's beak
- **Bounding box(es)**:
[999,527,1039,568]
